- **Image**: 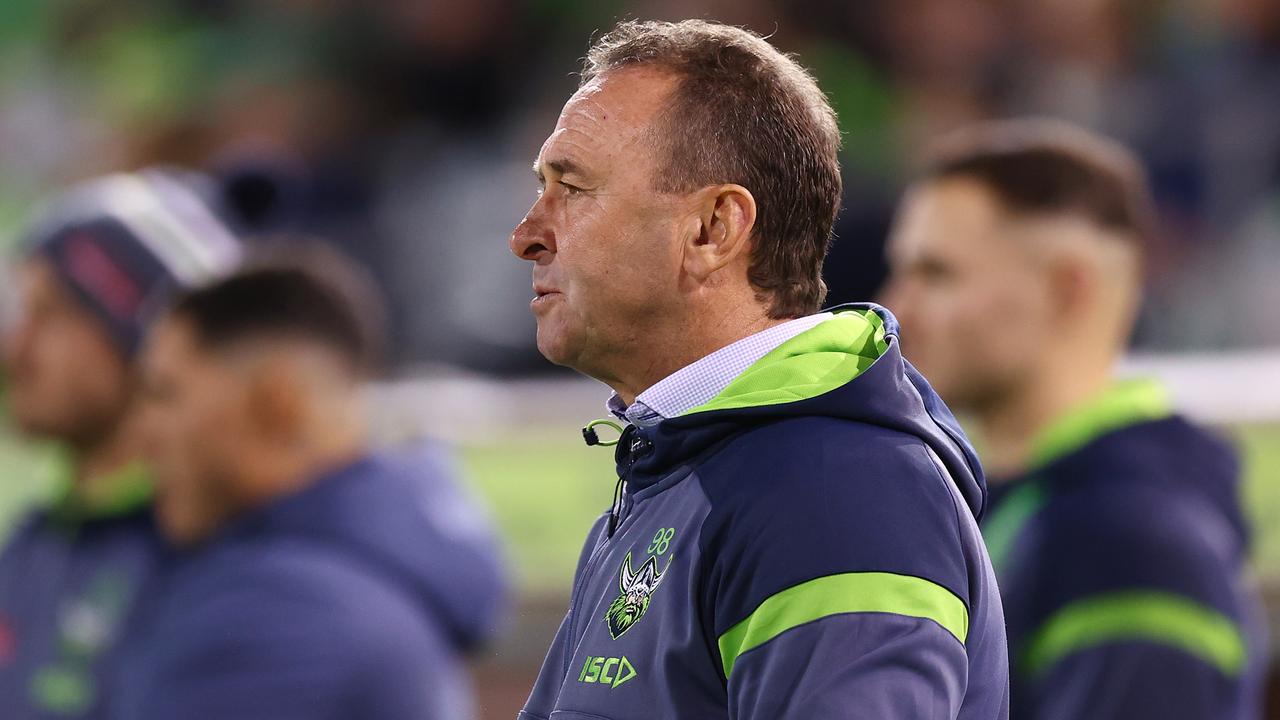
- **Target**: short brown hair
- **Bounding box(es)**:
[172,241,388,377]
[583,20,842,318]
[920,119,1156,247]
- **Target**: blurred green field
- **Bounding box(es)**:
[1239,424,1280,574]
[0,420,620,595]
[459,431,615,595]
[1,421,1278,595]
[0,426,63,533]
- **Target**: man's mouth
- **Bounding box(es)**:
[532,279,562,298]
[531,287,561,311]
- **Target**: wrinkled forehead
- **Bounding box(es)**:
[537,68,678,172]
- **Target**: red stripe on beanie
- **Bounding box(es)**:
[63,232,144,321]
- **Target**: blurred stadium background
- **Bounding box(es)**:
[2,1,1280,717]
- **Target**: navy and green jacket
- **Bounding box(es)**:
[982,381,1268,719]
[111,443,507,720]
[0,463,163,719]
[520,305,1009,719]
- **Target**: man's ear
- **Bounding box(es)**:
[682,184,757,283]
[1045,250,1094,325]
[244,353,305,445]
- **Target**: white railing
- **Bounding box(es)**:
[367,349,1280,443]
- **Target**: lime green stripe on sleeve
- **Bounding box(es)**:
[717,572,969,678]
[1021,591,1247,678]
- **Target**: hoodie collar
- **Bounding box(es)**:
[1026,379,1173,472]
[680,308,888,416]
[614,304,984,505]
[51,460,153,528]
[609,306,892,482]
[219,454,378,540]
[606,312,836,428]
[609,303,987,521]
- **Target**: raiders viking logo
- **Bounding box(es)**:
[604,551,670,640]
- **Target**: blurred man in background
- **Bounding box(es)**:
[115,246,505,720]
[0,171,241,719]
[510,20,1006,719]
[883,119,1268,719]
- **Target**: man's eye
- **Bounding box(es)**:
[915,261,954,282]
[559,181,584,195]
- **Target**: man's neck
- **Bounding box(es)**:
[240,429,367,510]
[976,366,1113,480]
[609,308,786,407]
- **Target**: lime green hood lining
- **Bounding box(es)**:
[683,309,889,417]
[1027,379,1173,471]
[52,460,153,526]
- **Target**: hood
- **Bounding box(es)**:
[630,304,989,520]
[242,443,508,652]
[1025,380,1249,550]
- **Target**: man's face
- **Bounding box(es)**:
[882,178,1053,412]
[3,260,131,442]
[510,68,692,377]
[139,318,251,546]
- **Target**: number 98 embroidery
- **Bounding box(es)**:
[647,527,675,556]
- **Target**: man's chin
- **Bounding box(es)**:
[535,326,584,370]
[535,337,574,368]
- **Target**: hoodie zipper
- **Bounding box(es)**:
[581,420,648,535]
[563,425,652,674]
[608,426,652,536]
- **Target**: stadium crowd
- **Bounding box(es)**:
[2,0,1280,367]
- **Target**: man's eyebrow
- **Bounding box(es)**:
[533,158,587,180]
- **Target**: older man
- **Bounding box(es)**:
[510,20,1008,720]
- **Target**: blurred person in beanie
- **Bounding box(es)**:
[883,119,1268,719]
[0,169,242,718]
[510,20,1007,720]
[112,245,506,720]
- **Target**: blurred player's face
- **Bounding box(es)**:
[511,68,691,377]
[882,178,1054,413]
[3,260,132,444]
[139,317,251,546]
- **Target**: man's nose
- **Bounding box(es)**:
[510,202,556,262]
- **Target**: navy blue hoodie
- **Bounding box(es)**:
[520,306,1009,719]
[982,381,1268,719]
[111,443,507,720]
[0,463,162,720]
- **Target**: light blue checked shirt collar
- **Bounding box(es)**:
[607,313,834,429]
